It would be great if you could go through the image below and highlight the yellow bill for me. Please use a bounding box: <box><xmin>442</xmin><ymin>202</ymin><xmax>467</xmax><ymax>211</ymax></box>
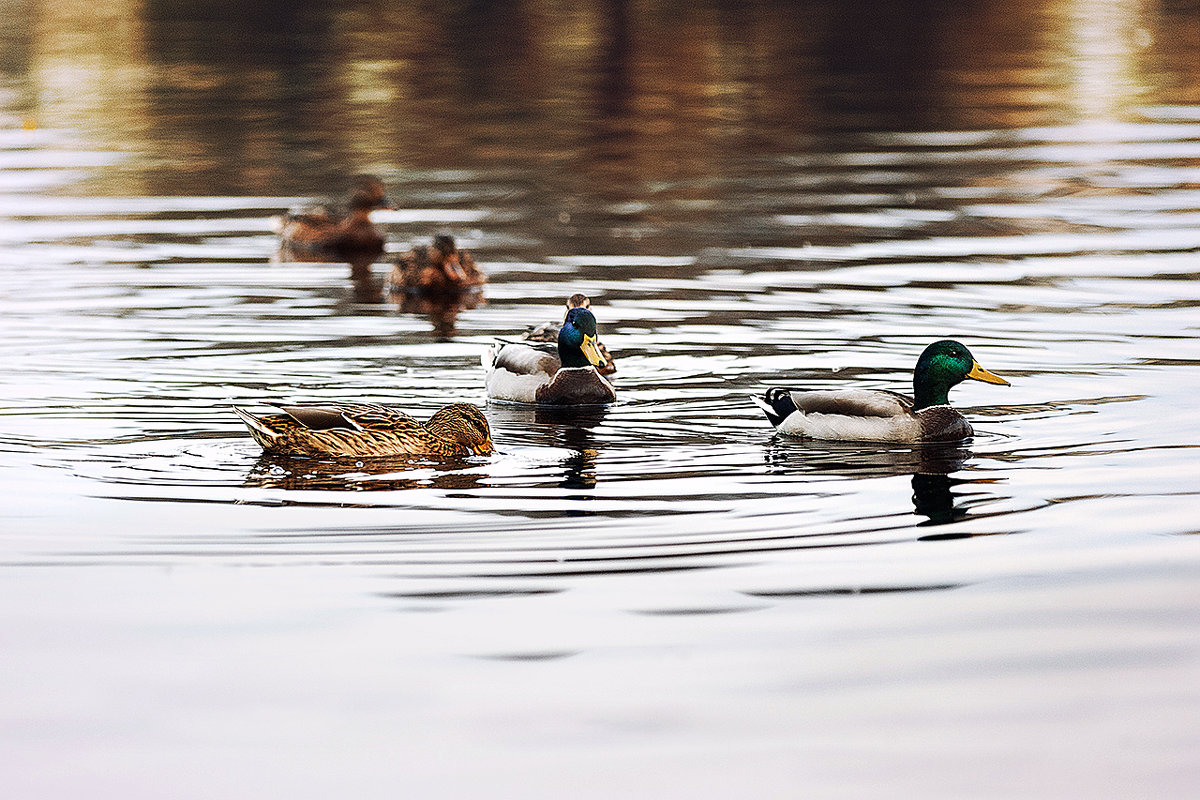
<box><xmin>580</xmin><ymin>335</ymin><xmax>607</xmax><ymax>369</ymax></box>
<box><xmin>967</xmin><ymin>360</ymin><xmax>1010</xmax><ymax>386</ymax></box>
<box><xmin>473</xmin><ymin>436</ymin><xmax>495</xmax><ymax>455</ymax></box>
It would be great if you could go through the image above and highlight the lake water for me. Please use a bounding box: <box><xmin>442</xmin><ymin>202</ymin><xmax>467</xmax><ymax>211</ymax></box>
<box><xmin>1</xmin><ymin>1</ymin><xmax>1199</xmax><ymax>797</ymax></box>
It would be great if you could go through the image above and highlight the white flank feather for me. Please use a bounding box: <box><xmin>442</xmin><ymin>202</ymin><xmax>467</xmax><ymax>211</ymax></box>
<box><xmin>777</xmin><ymin>411</ymin><xmax>921</xmax><ymax>442</ymax></box>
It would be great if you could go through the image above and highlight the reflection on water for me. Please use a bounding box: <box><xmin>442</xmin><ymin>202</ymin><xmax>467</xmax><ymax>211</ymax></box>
<box><xmin>764</xmin><ymin>438</ymin><xmax>987</xmax><ymax>525</ymax></box>
<box><xmin>392</xmin><ymin>288</ymin><xmax>486</xmax><ymax>339</ymax></box>
<box><xmin>245</xmin><ymin>453</ymin><xmax>491</xmax><ymax>492</ymax></box>
<box><xmin>2</xmin><ymin>0</ymin><xmax>1200</xmax><ymax>797</ymax></box>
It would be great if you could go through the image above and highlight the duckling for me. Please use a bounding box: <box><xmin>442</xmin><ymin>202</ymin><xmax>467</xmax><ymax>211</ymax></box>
<box><xmin>751</xmin><ymin>340</ymin><xmax>1009</xmax><ymax>443</ymax></box>
<box><xmin>522</xmin><ymin>293</ymin><xmax>616</xmax><ymax>375</ymax></box>
<box><xmin>234</xmin><ymin>402</ymin><xmax>493</xmax><ymax>459</ymax></box>
<box><xmin>388</xmin><ymin>234</ymin><xmax>487</xmax><ymax>294</ymax></box>
<box><xmin>484</xmin><ymin>306</ymin><xmax>616</xmax><ymax>405</ymax></box>
<box><xmin>275</xmin><ymin>174</ymin><xmax>390</xmax><ymax>263</ymax></box>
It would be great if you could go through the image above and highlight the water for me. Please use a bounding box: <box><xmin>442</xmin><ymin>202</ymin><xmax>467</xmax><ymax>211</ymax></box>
<box><xmin>2</xmin><ymin>1</ymin><xmax>1199</xmax><ymax>797</ymax></box>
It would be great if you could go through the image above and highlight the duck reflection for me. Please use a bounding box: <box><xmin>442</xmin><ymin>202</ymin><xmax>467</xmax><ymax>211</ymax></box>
<box><xmin>391</xmin><ymin>288</ymin><xmax>486</xmax><ymax>339</ymax></box>
<box><xmin>487</xmin><ymin>402</ymin><xmax>608</xmax><ymax>493</ymax></box>
<box><xmin>910</xmin><ymin>472</ymin><xmax>965</xmax><ymax>525</ymax></box>
<box><xmin>348</xmin><ymin>269</ymin><xmax>385</xmax><ymax>303</ymax></box>
<box><xmin>245</xmin><ymin>453</ymin><xmax>490</xmax><ymax>492</ymax></box>
<box><xmin>763</xmin><ymin>441</ymin><xmax>998</xmax><ymax>526</ymax></box>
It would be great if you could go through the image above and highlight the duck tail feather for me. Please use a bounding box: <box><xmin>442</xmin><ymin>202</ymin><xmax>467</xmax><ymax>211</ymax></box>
<box><xmin>750</xmin><ymin>388</ymin><xmax>800</xmax><ymax>428</ymax></box>
<box><xmin>233</xmin><ymin>406</ymin><xmax>279</xmax><ymax>446</ymax></box>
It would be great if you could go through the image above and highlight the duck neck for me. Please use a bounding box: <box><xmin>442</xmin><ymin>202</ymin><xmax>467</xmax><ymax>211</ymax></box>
<box><xmin>913</xmin><ymin>373</ymin><xmax>953</xmax><ymax>410</ymax></box>
<box><xmin>558</xmin><ymin>339</ymin><xmax>591</xmax><ymax>368</ymax></box>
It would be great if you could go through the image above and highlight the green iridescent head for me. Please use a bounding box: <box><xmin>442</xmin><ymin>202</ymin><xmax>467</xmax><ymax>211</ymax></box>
<box><xmin>913</xmin><ymin>339</ymin><xmax>1008</xmax><ymax>410</ymax></box>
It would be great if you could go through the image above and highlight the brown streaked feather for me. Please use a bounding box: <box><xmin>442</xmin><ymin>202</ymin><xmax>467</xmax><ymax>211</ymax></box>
<box><xmin>388</xmin><ymin>242</ymin><xmax>487</xmax><ymax>293</ymax></box>
<box><xmin>282</xmin><ymin>402</ymin><xmax>417</xmax><ymax>432</ymax></box>
<box><xmin>522</xmin><ymin>322</ymin><xmax>559</xmax><ymax>343</ymax></box>
<box><xmin>235</xmin><ymin>402</ymin><xmax>492</xmax><ymax>459</ymax></box>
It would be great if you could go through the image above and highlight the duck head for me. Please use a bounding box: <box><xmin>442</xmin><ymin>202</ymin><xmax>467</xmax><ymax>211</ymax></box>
<box><xmin>432</xmin><ymin>233</ymin><xmax>467</xmax><ymax>281</ymax></box>
<box><xmin>347</xmin><ymin>174</ymin><xmax>391</xmax><ymax>211</ymax></box>
<box><xmin>913</xmin><ymin>339</ymin><xmax>1008</xmax><ymax>410</ymax></box>
<box><xmin>427</xmin><ymin>403</ymin><xmax>494</xmax><ymax>455</ymax></box>
<box><xmin>558</xmin><ymin>307</ymin><xmax>607</xmax><ymax>369</ymax></box>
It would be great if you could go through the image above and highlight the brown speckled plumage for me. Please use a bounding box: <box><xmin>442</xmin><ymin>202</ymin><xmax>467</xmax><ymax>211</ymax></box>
<box><xmin>275</xmin><ymin>175</ymin><xmax>390</xmax><ymax>264</ymax></box>
<box><xmin>234</xmin><ymin>402</ymin><xmax>493</xmax><ymax>459</ymax></box>
<box><xmin>388</xmin><ymin>234</ymin><xmax>487</xmax><ymax>294</ymax></box>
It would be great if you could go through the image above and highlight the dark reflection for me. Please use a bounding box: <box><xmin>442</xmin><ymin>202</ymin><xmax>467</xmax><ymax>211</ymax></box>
<box><xmin>911</xmin><ymin>472</ymin><xmax>964</xmax><ymax>526</ymax></box>
<box><xmin>558</xmin><ymin>437</ymin><xmax>598</xmax><ymax>492</ymax></box>
<box><xmin>487</xmin><ymin>403</ymin><xmax>608</xmax><ymax>495</ymax></box>
<box><xmin>348</xmin><ymin>271</ymin><xmax>384</xmax><ymax>304</ymax></box>
<box><xmin>763</xmin><ymin>439</ymin><xmax>969</xmax><ymax>478</ymax></box>
<box><xmin>244</xmin><ymin>453</ymin><xmax>489</xmax><ymax>492</ymax></box>
<box><xmin>392</xmin><ymin>289</ymin><xmax>486</xmax><ymax>339</ymax></box>
<box><xmin>763</xmin><ymin>440</ymin><xmax>1002</xmax><ymax>527</ymax></box>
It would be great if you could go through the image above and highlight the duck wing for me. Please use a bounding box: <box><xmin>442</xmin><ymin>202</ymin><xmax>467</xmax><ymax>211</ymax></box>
<box><xmin>787</xmin><ymin>389</ymin><xmax>913</xmax><ymax>417</ymax></box>
<box><xmin>280</xmin><ymin>402</ymin><xmax>416</xmax><ymax>432</ymax></box>
<box><xmin>753</xmin><ymin>388</ymin><xmax>914</xmax><ymax>430</ymax></box>
<box><xmin>491</xmin><ymin>343</ymin><xmax>561</xmax><ymax>376</ymax></box>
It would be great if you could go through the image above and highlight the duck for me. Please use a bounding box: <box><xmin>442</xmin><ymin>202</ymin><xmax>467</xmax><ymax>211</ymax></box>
<box><xmin>275</xmin><ymin>174</ymin><xmax>391</xmax><ymax>263</ymax></box>
<box><xmin>388</xmin><ymin>234</ymin><xmax>487</xmax><ymax>294</ymax></box>
<box><xmin>750</xmin><ymin>339</ymin><xmax>1009</xmax><ymax>443</ymax></box>
<box><xmin>483</xmin><ymin>306</ymin><xmax>616</xmax><ymax>405</ymax></box>
<box><xmin>233</xmin><ymin>402</ymin><xmax>493</xmax><ymax>459</ymax></box>
<box><xmin>521</xmin><ymin>293</ymin><xmax>616</xmax><ymax>375</ymax></box>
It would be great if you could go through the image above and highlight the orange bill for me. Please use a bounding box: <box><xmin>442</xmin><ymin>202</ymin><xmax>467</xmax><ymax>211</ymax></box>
<box><xmin>967</xmin><ymin>360</ymin><xmax>1010</xmax><ymax>385</ymax></box>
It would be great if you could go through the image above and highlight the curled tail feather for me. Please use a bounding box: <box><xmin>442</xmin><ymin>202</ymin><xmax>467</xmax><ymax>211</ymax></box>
<box><xmin>750</xmin><ymin>388</ymin><xmax>800</xmax><ymax>429</ymax></box>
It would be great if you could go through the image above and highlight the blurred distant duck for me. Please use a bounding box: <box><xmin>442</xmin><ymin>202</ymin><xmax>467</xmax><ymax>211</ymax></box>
<box><xmin>521</xmin><ymin>294</ymin><xmax>615</xmax><ymax>375</ymax></box>
<box><xmin>484</xmin><ymin>306</ymin><xmax>615</xmax><ymax>405</ymax></box>
<box><xmin>388</xmin><ymin>234</ymin><xmax>487</xmax><ymax>294</ymax></box>
<box><xmin>234</xmin><ymin>402</ymin><xmax>493</xmax><ymax>459</ymax></box>
<box><xmin>751</xmin><ymin>340</ymin><xmax>1009</xmax><ymax>443</ymax></box>
<box><xmin>275</xmin><ymin>174</ymin><xmax>391</xmax><ymax>263</ymax></box>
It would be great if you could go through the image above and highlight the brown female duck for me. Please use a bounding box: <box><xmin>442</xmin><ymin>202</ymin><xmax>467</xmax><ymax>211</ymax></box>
<box><xmin>388</xmin><ymin>234</ymin><xmax>487</xmax><ymax>294</ymax></box>
<box><xmin>234</xmin><ymin>402</ymin><xmax>493</xmax><ymax>459</ymax></box>
<box><xmin>275</xmin><ymin>174</ymin><xmax>391</xmax><ymax>264</ymax></box>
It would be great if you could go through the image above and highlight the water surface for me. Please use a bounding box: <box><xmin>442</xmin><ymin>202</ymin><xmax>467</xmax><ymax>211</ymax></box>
<box><xmin>1</xmin><ymin>2</ymin><xmax>1199</xmax><ymax>797</ymax></box>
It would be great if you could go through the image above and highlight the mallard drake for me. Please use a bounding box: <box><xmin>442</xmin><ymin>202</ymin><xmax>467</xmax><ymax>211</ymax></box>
<box><xmin>483</xmin><ymin>306</ymin><xmax>616</xmax><ymax>405</ymax></box>
<box><xmin>275</xmin><ymin>174</ymin><xmax>390</xmax><ymax>263</ymax></box>
<box><xmin>388</xmin><ymin>234</ymin><xmax>487</xmax><ymax>294</ymax></box>
<box><xmin>521</xmin><ymin>293</ymin><xmax>616</xmax><ymax>375</ymax></box>
<box><xmin>233</xmin><ymin>402</ymin><xmax>493</xmax><ymax>458</ymax></box>
<box><xmin>751</xmin><ymin>340</ymin><xmax>1009</xmax><ymax>443</ymax></box>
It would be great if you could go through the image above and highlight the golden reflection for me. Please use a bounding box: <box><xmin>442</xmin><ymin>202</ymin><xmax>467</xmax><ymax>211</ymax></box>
<box><xmin>4</xmin><ymin>0</ymin><xmax>1195</xmax><ymax>201</ymax></box>
<box><xmin>1066</xmin><ymin>0</ymin><xmax>1149</xmax><ymax>120</ymax></box>
<box><xmin>245</xmin><ymin>453</ymin><xmax>489</xmax><ymax>492</ymax></box>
